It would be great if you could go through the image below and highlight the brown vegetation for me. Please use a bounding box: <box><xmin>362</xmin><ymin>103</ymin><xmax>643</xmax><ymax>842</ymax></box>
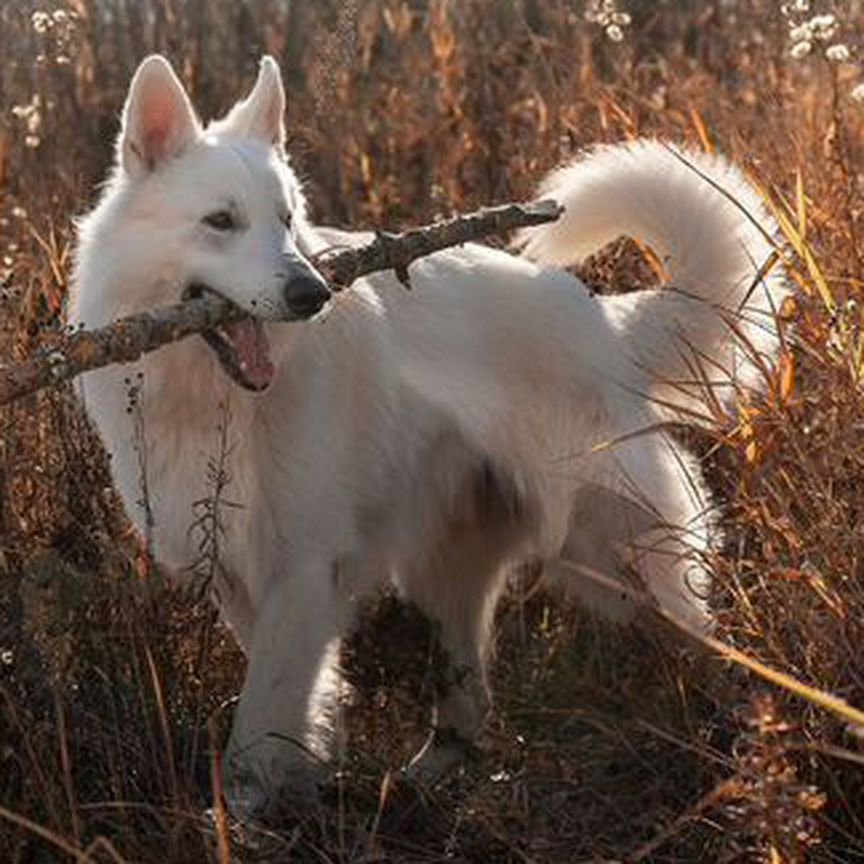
<box><xmin>1</xmin><ymin>1</ymin><xmax>864</xmax><ymax>861</ymax></box>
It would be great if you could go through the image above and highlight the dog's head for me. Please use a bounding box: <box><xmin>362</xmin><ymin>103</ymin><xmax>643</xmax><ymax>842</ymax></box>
<box><xmin>75</xmin><ymin>55</ymin><xmax>329</xmax><ymax>392</ymax></box>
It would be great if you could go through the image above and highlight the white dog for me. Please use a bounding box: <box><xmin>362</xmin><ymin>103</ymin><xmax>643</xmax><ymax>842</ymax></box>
<box><xmin>69</xmin><ymin>55</ymin><xmax>785</xmax><ymax>817</ymax></box>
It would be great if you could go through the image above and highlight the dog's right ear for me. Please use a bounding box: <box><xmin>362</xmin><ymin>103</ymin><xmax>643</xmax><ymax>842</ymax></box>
<box><xmin>119</xmin><ymin>55</ymin><xmax>200</xmax><ymax>178</ymax></box>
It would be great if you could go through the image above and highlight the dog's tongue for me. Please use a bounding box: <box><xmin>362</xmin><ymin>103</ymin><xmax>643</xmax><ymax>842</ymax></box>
<box><xmin>226</xmin><ymin>318</ymin><xmax>274</xmax><ymax>390</ymax></box>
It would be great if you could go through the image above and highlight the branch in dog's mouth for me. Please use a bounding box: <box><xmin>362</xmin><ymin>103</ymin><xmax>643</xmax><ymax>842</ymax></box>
<box><xmin>0</xmin><ymin>199</ymin><xmax>563</xmax><ymax>406</ymax></box>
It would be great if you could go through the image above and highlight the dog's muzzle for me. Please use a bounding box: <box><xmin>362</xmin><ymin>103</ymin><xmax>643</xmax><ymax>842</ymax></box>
<box><xmin>185</xmin><ymin>258</ymin><xmax>330</xmax><ymax>392</ymax></box>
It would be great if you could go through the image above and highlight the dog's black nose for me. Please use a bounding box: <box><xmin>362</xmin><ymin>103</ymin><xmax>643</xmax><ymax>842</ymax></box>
<box><xmin>283</xmin><ymin>263</ymin><xmax>331</xmax><ymax>319</ymax></box>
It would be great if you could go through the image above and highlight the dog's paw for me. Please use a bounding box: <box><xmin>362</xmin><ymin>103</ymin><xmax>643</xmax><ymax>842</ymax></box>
<box><xmin>402</xmin><ymin>726</ymin><xmax>481</xmax><ymax>785</ymax></box>
<box><xmin>223</xmin><ymin>751</ymin><xmax>324</xmax><ymax>824</ymax></box>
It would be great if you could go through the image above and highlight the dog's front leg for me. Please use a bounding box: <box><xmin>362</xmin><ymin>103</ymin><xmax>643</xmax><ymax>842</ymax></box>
<box><xmin>223</xmin><ymin>556</ymin><xmax>357</xmax><ymax>819</ymax></box>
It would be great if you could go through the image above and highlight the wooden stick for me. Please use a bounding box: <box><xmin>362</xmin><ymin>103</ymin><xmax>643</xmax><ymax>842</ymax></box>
<box><xmin>319</xmin><ymin>198</ymin><xmax>563</xmax><ymax>289</ymax></box>
<box><xmin>0</xmin><ymin>199</ymin><xmax>562</xmax><ymax>406</ymax></box>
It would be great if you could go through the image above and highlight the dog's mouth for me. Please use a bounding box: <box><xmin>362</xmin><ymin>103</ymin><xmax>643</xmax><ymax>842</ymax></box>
<box><xmin>185</xmin><ymin>284</ymin><xmax>275</xmax><ymax>392</ymax></box>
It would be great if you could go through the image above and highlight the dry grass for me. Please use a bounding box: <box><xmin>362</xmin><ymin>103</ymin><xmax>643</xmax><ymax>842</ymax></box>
<box><xmin>2</xmin><ymin>1</ymin><xmax>864</xmax><ymax>861</ymax></box>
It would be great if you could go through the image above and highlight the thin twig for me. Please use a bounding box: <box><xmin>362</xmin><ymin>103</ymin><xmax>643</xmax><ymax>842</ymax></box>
<box><xmin>0</xmin><ymin>199</ymin><xmax>562</xmax><ymax>406</ymax></box>
<box><xmin>0</xmin><ymin>801</ymin><xmax>122</xmax><ymax>864</ymax></box>
<box><xmin>556</xmin><ymin>559</ymin><xmax>864</xmax><ymax>731</ymax></box>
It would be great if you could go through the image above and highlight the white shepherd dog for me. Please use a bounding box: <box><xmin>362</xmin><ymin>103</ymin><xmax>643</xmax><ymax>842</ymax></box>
<box><xmin>70</xmin><ymin>55</ymin><xmax>786</xmax><ymax>817</ymax></box>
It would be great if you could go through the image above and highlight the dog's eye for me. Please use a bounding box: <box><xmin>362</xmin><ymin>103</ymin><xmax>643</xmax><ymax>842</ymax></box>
<box><xmin>203</xmin><ymin>210</ymin><xmax>236</xmax><ymax>231</ymax></box>
<box><xmin>281</xmin><ymin>211</ymin><xmax>293</xmax><ymax>230</ymax></box>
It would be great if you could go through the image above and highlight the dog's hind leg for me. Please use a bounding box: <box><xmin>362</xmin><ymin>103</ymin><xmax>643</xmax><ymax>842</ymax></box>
<box><xmin>400</xmin><ymin>530</ymin><xmax>509</xmax><ymax>778</ymax></box>
<box><xmin>398</xmin><ymin>461</ymin><xmax>530</xmax><ymax>779</ymax></box>
<box><xmin>551</xmin><ymin>483</ymin><xmax>661</xmax><ymax>622</ymax></box>
<box><xmin>580</xmin><ymin>431</ymin><xmax>714</xmax><ymax>631</ymax></box>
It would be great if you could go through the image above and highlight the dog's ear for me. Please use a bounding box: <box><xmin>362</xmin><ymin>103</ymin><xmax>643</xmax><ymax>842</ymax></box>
<box><xmin>120</xmin><ymin>55</ymin><xmax>200</xmax><ymax>177</ymax></box>
<box><xmin>222</xmin><ymin>56</ymin><xmax>286</xmax><ymax>147</ymax></box>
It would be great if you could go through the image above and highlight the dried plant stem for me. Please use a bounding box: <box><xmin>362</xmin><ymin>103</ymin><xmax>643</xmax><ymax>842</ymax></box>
<box><xmin>557</xmin><ymin>560</ymin><xmax>864</xmax><ymax>732</ymax></box>
<box><xmin>0</xmin><ymin>199</ymin><xmax>562</xmax><ymax>407</ymax></box>
<box><xmin>828</xmin><ymin>64</ymin><xmax>861</xmax><ymax>281</ymax></box>
<box><xmin>0</xmin><ymin>802</ymin><xmax>101</xmax><ymax>864</ymax></box>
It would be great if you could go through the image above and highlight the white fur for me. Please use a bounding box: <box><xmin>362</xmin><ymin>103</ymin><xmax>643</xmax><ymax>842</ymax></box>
<box><xmin>69</xmin><ymin>57</ymin><xmax>786</xmax><ymax>817</ymax></box>
<box><xmin>517</xmin><ymin>140</ymin><xmax>785</xmax><ymax>412</ymax></box>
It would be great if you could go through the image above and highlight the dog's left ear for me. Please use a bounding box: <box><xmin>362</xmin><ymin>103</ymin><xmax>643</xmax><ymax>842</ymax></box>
<box><xmin>223</xmin><ymin>56</ymin><xmax>286</xmax><ymax>147</ymax></box>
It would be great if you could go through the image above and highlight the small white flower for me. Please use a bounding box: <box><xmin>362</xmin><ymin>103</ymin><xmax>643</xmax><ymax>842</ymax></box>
<box><xmin>586</xmin><ymin>0</ymin><xmax>630</xmax><ymax>34</ymax></box>
<box><xmin>789</xmin><ymin>23</ymin><xmax>813</xmax><ymax>42</ymax></box>
<box><xmin>810</xmin><ymin>13</ymin><xmax>838</xmax><ymax>40</ymax></box>
<box><xmin>782</xmin><ymin>0</ymin><xmax>811</xmax><ymax>12</ymax></box>
<box><xmin>850</xmin><ymin>82</ymin><xmax>864</xmax><ymax>104</ymax></box>
<box><xmin>10</xmin><ymin>93</ymin><xmax>40</xmax><ymax>120</ymax></box>
<box><xmin>826</xmin><ymin>43</ymin><xmax>851</xmax><ymax>62</ymax></box>
<box><xmin>31</xmin><ymin>11</ymin><xmax>51</xmax><ymax>33</ymax></box>
<box><xmin>810</xmin><ymin>13</ymin><xmax>837</xmax><ymax>28</ymax></box>
<box><xmin>791</xmin><ymin>40</ymin><xmax>812</xmax><ymax>59</ymax></box>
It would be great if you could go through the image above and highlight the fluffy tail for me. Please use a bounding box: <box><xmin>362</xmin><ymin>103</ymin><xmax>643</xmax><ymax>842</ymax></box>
<box><xmin>517</xmin><ymin>140</ymin><xmax>787</xmax><ymax>415</ymax></box>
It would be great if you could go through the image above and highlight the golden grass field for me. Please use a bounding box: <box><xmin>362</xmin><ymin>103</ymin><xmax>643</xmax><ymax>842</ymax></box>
<box><xmin>2</xmin><ymin>1</ymin><xmax>864</xmax><ymax>861</ymax></box>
